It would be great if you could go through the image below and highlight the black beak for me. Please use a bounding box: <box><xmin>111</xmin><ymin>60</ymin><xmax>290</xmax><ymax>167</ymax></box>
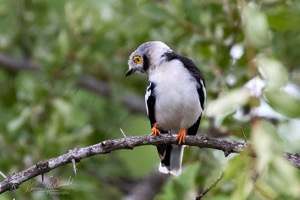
<box><xmin>125</xmin><ymin>68</ymin><xmax>137</xmax><ymax>76</ymax></box>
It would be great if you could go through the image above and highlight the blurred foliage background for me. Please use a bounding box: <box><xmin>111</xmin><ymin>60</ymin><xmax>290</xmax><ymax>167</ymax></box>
<box><xmin>0</xmin><ymin>0</ymin><xmax>300</xmax><ymax>199</ymax></box>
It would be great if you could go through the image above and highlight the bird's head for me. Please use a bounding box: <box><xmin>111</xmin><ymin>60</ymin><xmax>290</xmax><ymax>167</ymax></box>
<box><xmin>126</xmin><ymin>41</ymin><xmax>171</xmax><ymax>76</ymax></box>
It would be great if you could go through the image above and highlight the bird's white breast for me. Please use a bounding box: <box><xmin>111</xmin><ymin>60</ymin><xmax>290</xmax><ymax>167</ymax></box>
<box><xmin>149</xmin><ymin>59</ymin><xmax>202</xmax><ymax>132</ymax></box>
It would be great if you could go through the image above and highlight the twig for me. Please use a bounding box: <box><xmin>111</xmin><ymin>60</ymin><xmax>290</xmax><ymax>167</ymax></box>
<box><xmin>195</xmin><ymin>173</ymin><xmax>224</xmax><ymax>200</ymax></box>
<box><xmin>120</xmin><ymin>128</ymin><xmax>127</xmax><ymax>138</ymax></box>
<box><xmin>11</xmin><ymin>191</ymin><xmax>16</xmax><ymax>200</ymax></box>
<box><xmin>71</xmin><ymin>159</ymin><xmax>77</xmax><ymax>175</ymax></box>
<box><xmin>240</xmin><ymin>128</ymin><xmax>248</xmax><ymax>143</ymax></box>
<box><xmin>0</xmin><ymin>171</ymin><xmax>7</xmax><ymax>179</ymax></box>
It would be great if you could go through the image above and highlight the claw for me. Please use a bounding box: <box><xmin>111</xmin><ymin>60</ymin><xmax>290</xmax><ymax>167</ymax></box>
<box><xmin>176</xmin><ymin>129</ymin><xmax>186</xmax><ymax>145</ymax></box>
<box><xmin>151</xmin><ymin>123</ymin><xmax>161</xmax><ymax>137</ymax></box>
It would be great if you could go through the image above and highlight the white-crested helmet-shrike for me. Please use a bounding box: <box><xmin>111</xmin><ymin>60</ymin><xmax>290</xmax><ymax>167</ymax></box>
<box><xmin>126</xmin><ymin>41</ymin><xmax>206</xmax><ymax>176</ymax></box>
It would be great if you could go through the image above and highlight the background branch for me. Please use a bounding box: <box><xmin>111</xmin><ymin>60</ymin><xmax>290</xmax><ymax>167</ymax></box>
<box><xmin>77</xmin><ymin>75</ymin><xmax>146</xmax><ymax>115</ymax></box>
<box><xmin>0</xmin><ymin>134</ymin><xmax>299</xmax><ymax>194</ymax></box>
<box><xmin>0</xmin><ymin>53</ymin><xmax>37</xmax><ymax>72</ymax></box>
<box><xmin>0</xmin><ymin>53</ymin><xmax>230</xmax><ymax>137</ymax></box>
<box><xmin>0</xmin><ymin>54</ymin><xmax>147</xmax><ymax>115</ymax></box>
<box><xmin>123</xmin><ymin>171</ymin><xmax>170</xmax><ymax>200</ymax></box>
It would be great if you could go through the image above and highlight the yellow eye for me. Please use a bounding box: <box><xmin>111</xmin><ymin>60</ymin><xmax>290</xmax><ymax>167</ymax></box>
<box><xmin>133</xmin><ymin>55</ymin><xmax>142</xmax><ymax>64</ymax></box>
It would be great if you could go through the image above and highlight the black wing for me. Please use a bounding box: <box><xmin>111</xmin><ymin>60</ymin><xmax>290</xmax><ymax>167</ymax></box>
<box><xmin>145</xmin><ymin>81</ymin><xmax>156</xmax><ymax>127</ymax></box>
<box><xmin>164</xmin><ymin>51</ymin><xmax>206</xmax><ymax>136</ymax></box>
<box><xmin>146</xmin><ymin>81</ymin><xmax>169</xmax><ymax>160</ymax></box>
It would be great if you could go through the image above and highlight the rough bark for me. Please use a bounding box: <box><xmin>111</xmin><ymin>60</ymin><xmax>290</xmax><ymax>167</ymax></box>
<box><xmin>1</xmin><ymin>134</ymin><xmax>299</xmax><ymax>194</ymax></box>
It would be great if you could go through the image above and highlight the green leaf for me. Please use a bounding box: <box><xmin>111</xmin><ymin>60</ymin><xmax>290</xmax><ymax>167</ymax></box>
<box><xmin>264</xmin><ymin>89</ymin><xmax>300</xmax><ymax>118</ymax></box>
<box><xmin>56</xmin><ymin>30</ymin><xmax>70</xmax><ymax>57</ymax></box>
<box><xmin>257</xmin><ymin>55</ymin><xmax>299</xmax><ymax>118</ymax></box>
<box><xmin>242</xmin><ymin>6</ymin><xmax>269</xmax><ymax>48</ymax></box>
<box><xmin>222</xmin><ymin>152</ymin><xmax>251</xmax><ymax>181</ymax></box>
<box><xmin>222</xmin><ymin>152</ymin><xmax>253</xmax><ymax>199</ymax></box>
<box><xmin>252</xmin><ymin>120</ymin><xmax>281</xmax><ymax>173</ymax></box>
<box><xmin>252</xmin><ymin>120</ymin><xmax>300</xmax><ymax>197</ymax></box>
<box><xmin>255</xmin><ymin>178</ymin><xmax>278</xmax><ymax>199</ymax></box>
<box><xmin>206</xmin><ymin>88</ymin><xmax>250</xmax><ymax>117</ymax></box>
<box><xmin>271</xmin><ymin>157</ymin><xmax>300</xmax><ymax>197</ymax></box>
<box><xmin>267</xmin><ymin>8</ymin><xmax>300</xmax><ymax>31</ymax></box>
<box><xmin>7</xmin><ymin>107</ymin><xmax>32</xmax><ymax>132</ymax></box>
<box><xmin>257</xmin><ymin>55</ymin><xmax>288</xmax><ymax>89</ymax></box>
<box><xmin>231</xmin><ymin>169</ymin><xmax>253</xmax><ymax>200</ymax></box>
<box><xmin>52</xmin><ymin>98</ymin><xmax>72</xmax><ymax>125</ymax></box>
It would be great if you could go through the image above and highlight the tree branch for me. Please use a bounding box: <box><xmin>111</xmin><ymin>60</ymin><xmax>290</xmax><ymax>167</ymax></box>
<box><xmin>284</xmin><ymin>152</ymin><xmax>300</xmax><ymax>169</ymax></box>
<box><xmin>1</xmin><ymin>134</ymin><xmax>299</xmax><ymax>194</ymax></box>
<box><xmin>0</xmin><ymin>54</ymin><xmax>37</xmax><ymax>72</ymax></box>
<box><xmin>0</xmin><ymin>134</ymin><xmax>245</xmax><ymax>194</ymax></box>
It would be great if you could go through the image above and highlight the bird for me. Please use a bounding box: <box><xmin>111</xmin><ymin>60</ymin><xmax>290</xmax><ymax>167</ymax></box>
<box><xmin>126</xmin><ymin>41</ymin><xmax>206</xmax><ymax>176</ymax></box>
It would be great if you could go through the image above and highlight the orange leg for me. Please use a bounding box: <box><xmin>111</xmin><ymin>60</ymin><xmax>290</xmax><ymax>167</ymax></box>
<box><xmin>151</xmin><ymin>123</ymin><xmax>161</xmax><ymax>137</ymax></box>
<box><xmin>176</xmin><ymin>129</ymin><xmax>186</xmax><ymax>145</ymax></box>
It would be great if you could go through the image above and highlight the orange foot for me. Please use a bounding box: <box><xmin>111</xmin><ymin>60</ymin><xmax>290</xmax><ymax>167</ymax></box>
<box><xmin>152</xmin><ymin>123</ymin><xmax>161</xmax><ymax>137</ymax></box>
<box><xmin>176</xmin><ymin>129</ymin><xmax>186</xmax><ymax>145</ymax></box>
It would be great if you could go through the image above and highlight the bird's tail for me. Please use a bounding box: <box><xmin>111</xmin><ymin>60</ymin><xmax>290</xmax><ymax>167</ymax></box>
<box><xmin>157</xmin><ymin>144</ymin><xmax>184</xmax><ymax>176</ymax></box>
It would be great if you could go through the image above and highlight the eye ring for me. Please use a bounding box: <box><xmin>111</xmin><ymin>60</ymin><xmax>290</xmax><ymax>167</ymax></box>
<box><xmin>133</xmin><ymin>55</ymin><xmax>142</xmax><ymax>64</ymax></box>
